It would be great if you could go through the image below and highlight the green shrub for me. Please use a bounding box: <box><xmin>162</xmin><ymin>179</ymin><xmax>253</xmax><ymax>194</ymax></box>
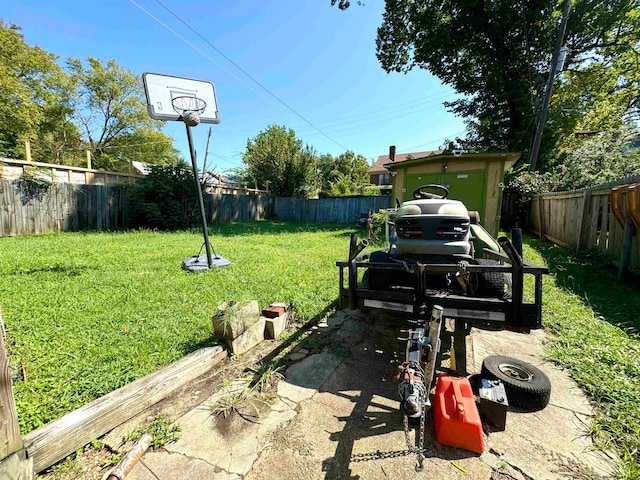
<box><xmin>129</xmin><ymin>165</ymin><xmax>199</xmax><ymax>230</ymax></box>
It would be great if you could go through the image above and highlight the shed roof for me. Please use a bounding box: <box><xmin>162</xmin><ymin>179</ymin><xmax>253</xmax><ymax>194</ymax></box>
<box><xmin>369</xmin><ymin>150</ymin><xmax>521</xmax><ymax>174</ymax></box>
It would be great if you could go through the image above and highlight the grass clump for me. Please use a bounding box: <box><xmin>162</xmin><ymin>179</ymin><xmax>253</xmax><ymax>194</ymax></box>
<box><xmin>524</xmin><ymin>238</ymin><xmax>640</xmax><ymax>479</ymax></box>
<box><xmin>123</xmin><ymin>414</ymin><xmax>181</xmax><ymax>449</ymax></box>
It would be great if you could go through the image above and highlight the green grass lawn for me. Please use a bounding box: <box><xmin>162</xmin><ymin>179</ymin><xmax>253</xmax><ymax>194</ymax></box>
<box><xmin>523</xmin><ymin>238</ymin><xmax>640</xmax><ymax>479</ymax></box>
<box><xmin>0</xmin><ymin>222</ymin><xmax>353</xmax><ymax>433</ymax></box>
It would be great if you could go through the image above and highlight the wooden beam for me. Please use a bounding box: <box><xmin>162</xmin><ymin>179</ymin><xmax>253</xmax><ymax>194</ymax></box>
<box><xmin>0</xmin><ymin>329</ymin><xmax>23</xmax><ymax>460</ymax></box>
<box><xmin>24</xmin><ymin>141</ymin><xmax>32</xmax><ymax>163</ymax></box>
<box><xmin>23</xmin><ymin>346</ymin><xmax>227</xmax><ymax>473</ymax></box>
<box><xmin>544</xmin><ymin>234</ymin><xmax>572</xmax><ymax>249</ymax></box>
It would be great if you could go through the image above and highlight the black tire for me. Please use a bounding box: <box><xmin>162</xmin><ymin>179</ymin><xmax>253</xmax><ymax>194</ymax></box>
<box><xmin>365</xmin><ymin>250</ymin><xmax>414</xmax><ymax>290</ymax></box>
<box><xmin>481</xmin><ymin>355</ymin><xmax>551</xmax><ymax>411</ymax></box>
<box><xmin>471</xmin><ymin>258</ymin><xmax>510</xmax><ymax>299</ymax></box>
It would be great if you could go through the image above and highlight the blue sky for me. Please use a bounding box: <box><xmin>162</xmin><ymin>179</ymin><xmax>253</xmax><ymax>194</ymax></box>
<box><xmin>3</xmin><ymin>0</ymin><xmax>466</xmax><ymax>172</ymax></box>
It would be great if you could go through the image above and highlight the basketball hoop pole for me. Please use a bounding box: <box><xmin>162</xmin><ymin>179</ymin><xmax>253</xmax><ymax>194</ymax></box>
<box><xmin>185</xmin><ymin>123</ymin><xmax>213</xmax><ymax>268</ymax></box>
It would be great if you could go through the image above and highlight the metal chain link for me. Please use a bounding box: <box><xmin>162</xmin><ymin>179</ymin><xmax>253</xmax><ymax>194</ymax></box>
<box><xmin>401</xmin><ymin>358</ymin><xmax>436</xmax><ymax>470</ymax></box>
<box><xmin>351</xmin><ymin>449</ymin><xmax>415</xmax><ymax>462</ymax></box>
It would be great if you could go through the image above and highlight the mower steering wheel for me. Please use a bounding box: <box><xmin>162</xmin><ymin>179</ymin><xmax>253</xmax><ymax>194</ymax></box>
<box><xmin>412</xmin><ymin>184</ymin><xmax>449</xmax><ymax>200</ymax></box>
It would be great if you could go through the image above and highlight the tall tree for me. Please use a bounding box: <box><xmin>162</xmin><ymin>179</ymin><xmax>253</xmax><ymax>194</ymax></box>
<box><xmin>67</xmin><ymin>57</ymin><xmax>180</xmax><ymax>171</ymax></box>
<box><xmin>242</xmin><ymin>125</ymin><xmax>318</xmax><ymax>197</ymax></box>
<box><xmin>336</xmin><ymin>0</ymin><xmax>640</xmax><ymax>169</ymax></box>
<box><xmin>0</xmin><ymin>21</ymin><xmax>72</xmax><ymax>158</ymax></box>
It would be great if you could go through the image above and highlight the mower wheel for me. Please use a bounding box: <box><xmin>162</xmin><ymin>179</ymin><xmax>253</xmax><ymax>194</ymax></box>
<box><xmin>471</xmin><ymin>258</ymin><xmax>511</xmax><ymax>299</ymax></box>
<box><xmin>481</xmin><ymin>355</ymin><xmax>551</xmax><ymax>411</ymax></box>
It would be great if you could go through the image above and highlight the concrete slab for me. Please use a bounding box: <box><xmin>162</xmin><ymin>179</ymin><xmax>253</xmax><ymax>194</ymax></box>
<box><xmin>142</xmin><ymin>451</ymin><xmax>238</xmax><ymax>479</ymax></box>
<box><xmin>125</xmin><ymin>459</ymin><xmax>159</xmax><ymax>480</ymax></box>
<box><xmin>164</xmin><ymin>404</ymin><xmax>259</xmax><ymax>476</ymax></box>
<box><xmin>284</xmin><ymin>353</ymin><xmax>343</xmax><ymax>389</ymax></box>
<box><xmin>470</xmin><ymin>328</ymin><xmax>593</xmax><ymax>416</ymax></box>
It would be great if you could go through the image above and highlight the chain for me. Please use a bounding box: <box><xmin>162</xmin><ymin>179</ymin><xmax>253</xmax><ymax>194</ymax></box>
<box><xmin>398</xmin><ymin>358</ymin><xmax>436</xmax><ymax>471</ymax></box>
<box><xmin>350</xmin><ymin>449</ymin><xmax>414</xmax><ymax>462</ymax></box>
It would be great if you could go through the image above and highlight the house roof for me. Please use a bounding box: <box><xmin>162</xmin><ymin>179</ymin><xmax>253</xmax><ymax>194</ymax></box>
<box><xmin>368</xmin><ymin>150</ymin><xmax>442</xmax><ymax>174</ymax></box>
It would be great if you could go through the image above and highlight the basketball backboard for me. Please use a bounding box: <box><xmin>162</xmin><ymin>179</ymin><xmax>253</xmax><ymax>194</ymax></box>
<box><xmin>142</xmin><ymin>72</ymin><xmax>220</xmax><ymax>124</ymax></box>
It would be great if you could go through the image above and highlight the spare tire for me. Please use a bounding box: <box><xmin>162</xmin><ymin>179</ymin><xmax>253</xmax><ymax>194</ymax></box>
<box><xmin>481</xmin><ymin>355</ymin><xmax>551</xmax><ymax>411</ymax></box>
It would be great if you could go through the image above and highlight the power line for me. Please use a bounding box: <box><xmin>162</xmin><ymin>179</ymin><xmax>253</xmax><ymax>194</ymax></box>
<box><xmin>129</xmin><ymin>0</ymin><xmax>289</xmax><ymax>117</ymax></box>
<box><xmin>294</xmin><ymin>96</ymin><xmax>459</xmax><ymax>136</ymax></box>
<box><xmin>132</xmin><ymin>0</ymin><xmax>352</xmax><ymax>152</ymax></box>
<box><xmin>290</xmin><ymin>93</ymin><xmax>457</xmax><ymax>134</ymax></box>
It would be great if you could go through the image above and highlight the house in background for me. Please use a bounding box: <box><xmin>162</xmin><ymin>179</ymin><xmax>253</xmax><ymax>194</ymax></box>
<box><xmin>368</xmin><ymin>150</ymin><xmax>439</xmax><ymax>194</ymax></box>
<box><xmin>370</xmin><ymin>147</ymin><xmax>519</xmax><ymax>236</ymax></box>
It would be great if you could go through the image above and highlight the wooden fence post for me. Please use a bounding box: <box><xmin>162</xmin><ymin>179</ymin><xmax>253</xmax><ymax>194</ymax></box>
<box><xmin>24</xmin><ymin>142</ymin><xmax>32</xmax><ymax>163</ymax></box>
<box><xmin>0</xmin><ymin>325</ymin><xmax>33</xmax><ymax>479</ymax></box>
<box><xmin>576</xmin><ymin>190</ymin><xmax>591</xmax><ymax>252</ymax></box>
<box><xmin>537</xmin><ymin>196</ymin><xmax>546</xmax><ymax>241</ymax></box>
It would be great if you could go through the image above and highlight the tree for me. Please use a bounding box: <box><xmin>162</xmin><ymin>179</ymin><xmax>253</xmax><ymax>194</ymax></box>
<box><xmin>336</xmin><ymin>0</ymin><xmax>640</xmax><ymax>168</ymax></box>
<box><xmin>242</xmin><ymin>125</ymin><xmax>318</xmax><ymax>197</ymax></box>
<box><xmin>67</xmin><ymin>57</ymin><xmax>181</xmax><ymax>171</ymax></box>
<box><xmin>317</xmin><ymin>150</ymin><xmax>371</xmax><ymax>196</ymax></box>
<box><xmin>129</xmin><ymin>164</ymin><xmax>199</xmax><ymax>230</ymax></box>
<box><xmin>0</xmin><ymin>21</ymin><xmax>72</xmax><ymax>158</ymax></box>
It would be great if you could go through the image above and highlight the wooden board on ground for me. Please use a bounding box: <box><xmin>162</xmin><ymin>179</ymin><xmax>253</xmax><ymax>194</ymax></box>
<box><xmin>23</xmin><ymin>346</ymin><xmax>227</xmax><ymax>473</ymax></box>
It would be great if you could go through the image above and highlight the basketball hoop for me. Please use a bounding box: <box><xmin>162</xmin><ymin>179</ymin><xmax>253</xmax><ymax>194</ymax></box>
<box><xmin>171</xmin><ymin>96</ymin><xmax>207</xmax><ymax>127</ymax></box>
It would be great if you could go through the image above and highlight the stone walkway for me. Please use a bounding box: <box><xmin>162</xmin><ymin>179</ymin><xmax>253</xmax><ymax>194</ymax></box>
<box><xmin>125</xmin><ymin>310</ymin><xmax>617</xmax><ymax>480</ymax></box>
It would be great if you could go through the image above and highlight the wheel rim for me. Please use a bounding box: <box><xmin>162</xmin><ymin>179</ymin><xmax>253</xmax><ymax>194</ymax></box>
<box><xmin>498</xmin><ymin>362</ymin><xmax>533</xmax><ymax>382</ymax></box>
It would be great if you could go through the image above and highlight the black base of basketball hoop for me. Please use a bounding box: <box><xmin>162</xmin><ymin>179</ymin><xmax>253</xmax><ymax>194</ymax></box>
<box><xmin>182</xmin><ymin>254</ymin><xmax>231</xmax><ymax>272</ymax></box>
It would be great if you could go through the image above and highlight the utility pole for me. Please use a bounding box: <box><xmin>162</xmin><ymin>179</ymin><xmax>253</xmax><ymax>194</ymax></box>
<box><xmin>528</xmin><ymin>0</ymin><xmax>571</xmax><ymax>172</ymax></box>
<box><xmin>202</xmin><ymin>127</ymin><xmax>212</xmax><ymax>175</ymax></box>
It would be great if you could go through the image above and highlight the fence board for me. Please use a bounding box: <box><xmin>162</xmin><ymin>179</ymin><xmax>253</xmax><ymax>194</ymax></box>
<box><xmin>531</xmin><ymin>177</ymin><xmax>640</xmax><ymax>274</ymax></box>
<box><xmin>273</xmin><ymin>196</ymin><xmax>391</xmax><ymax>224</ymax></box>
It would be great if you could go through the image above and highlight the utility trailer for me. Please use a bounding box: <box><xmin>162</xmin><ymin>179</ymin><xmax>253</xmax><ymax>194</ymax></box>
<box><xmin>335</xmin><ymin>186</ymin><xmax>548</xmax><ymax>470</ymax></box>
<box><xmin>337</xmin><ymin>234</ymin><xmax>548</xmax><ymax>330</ymax></box>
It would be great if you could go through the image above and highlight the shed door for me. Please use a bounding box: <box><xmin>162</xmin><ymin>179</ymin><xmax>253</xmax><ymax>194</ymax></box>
<box><xmin>441</xmin><ymin>172</ymin><xmax>486</xmax><ymax>217</ymax></box>
<box><xmin>404</xmin><ymin>171</ymin><xmax>486</xmax><ymax>219</ymax></box>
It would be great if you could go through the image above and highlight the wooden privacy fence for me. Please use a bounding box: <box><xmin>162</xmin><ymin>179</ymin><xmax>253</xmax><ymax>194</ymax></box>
<box><xmin>530</xmin><ymin>175</ymin><xmax>640</xmax><ymax>275</ymax></box>
<box><xmin>2</xmin><ymin>176</ymin><xmax>395</xmax><ymax>237</ymax></box>
<box><xmin>205</xmin><ymin>192</ymin><xmax>272</xmax><ymax>223</ymax></box>
<box><xmin>274</xmin><ymin>196</ymin><xmax>392</xmax><ymax>223</ymax></box>
<box><xmin>1</xmin><ymin>179</ymin><xmax>130</xmax><ymax>237</ymax></box>
<box><xmin>0</xmin><ymin>178</ymin><xmax>274</xmax><ymax>237</ymax></box>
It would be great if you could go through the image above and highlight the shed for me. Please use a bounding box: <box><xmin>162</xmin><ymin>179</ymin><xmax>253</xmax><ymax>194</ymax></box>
<box><xmin>385</xmin><ymin>151</ymin><xmax>520</xmax><ymax>236</ymax></box>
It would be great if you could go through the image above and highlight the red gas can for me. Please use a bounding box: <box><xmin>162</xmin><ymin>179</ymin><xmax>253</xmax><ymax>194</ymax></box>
<box><xmin>433</xmin><ymin>375</ymin><xmax>485</xmax><ymax>454</ymax></box>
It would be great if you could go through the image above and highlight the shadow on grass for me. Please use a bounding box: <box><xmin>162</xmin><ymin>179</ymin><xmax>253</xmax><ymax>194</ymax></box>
<box><xmin>11</xmin><ymin>264</ymin><xmax>90</xmax><ymax>277</ymax></box>
<box><xmin>175</xmin><ymin>299</ymin><xmax>338</xmax><ymax>361</ymax></box>
<box><xmin>201</xmin><ymin>221</ymin><xmax>354</xmax><ymax>238</ymax></box>
<box><xmin>527</xmin><ymin>237</ymin><xmax>640</xmax><ymax>333</ymax></box>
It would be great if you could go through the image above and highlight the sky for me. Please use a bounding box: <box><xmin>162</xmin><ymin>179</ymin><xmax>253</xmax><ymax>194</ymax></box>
<box><xmin>2</xmin><ymin>0</ymin><xmax>467</xmax><ymax>172</ymax></box>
